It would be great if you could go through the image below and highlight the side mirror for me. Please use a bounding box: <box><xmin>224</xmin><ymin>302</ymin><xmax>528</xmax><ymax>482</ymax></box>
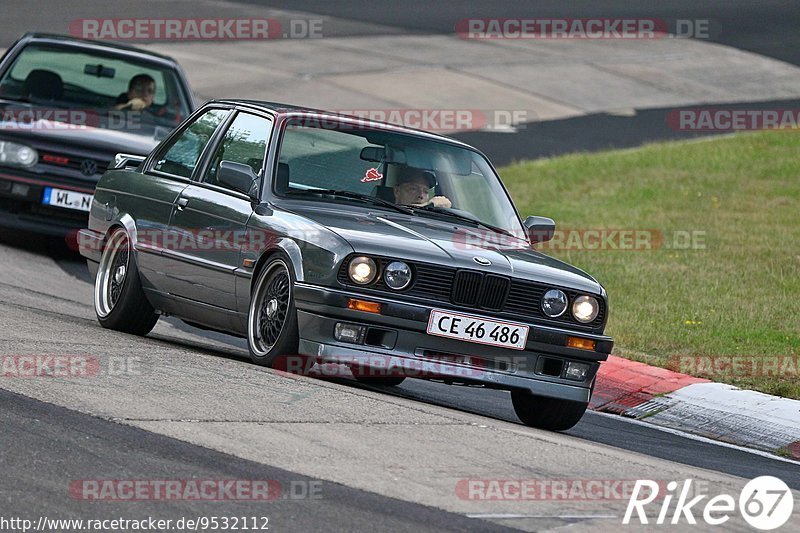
<box><xmin>523</xmin><ymin>216</ymin><xmax>555</xmax><ymax>244</ymax></box>
<box><xmin>218</xmin><ymin>160</ymin><xmax>259</xmax><ymax>199</ymax></box>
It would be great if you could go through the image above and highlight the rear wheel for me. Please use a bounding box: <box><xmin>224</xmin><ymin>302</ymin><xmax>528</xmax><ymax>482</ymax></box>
<box><xmin>511</xmin><ymin>390</ymin><xmax>588</xmax><ymax>431</ymax></box>
<box><xmin>94</xmin><ymin>227</ymin><xmax>159</xmax><ymax>335</ymax></box>
<box><xmin>247</xmin><ymin>256</ymin><xmax>302</xmax><ymax>370</ymax></box>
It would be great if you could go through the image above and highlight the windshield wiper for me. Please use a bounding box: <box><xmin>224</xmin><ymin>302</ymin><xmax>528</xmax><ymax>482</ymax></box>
<box><xmin>284</xmin><ymin>189</ymin><xmax>416</xmax><ymax>215</ymax></box>
<box><xmin>410</xmin><ymin>205</ymin><xmax>522</xmax><ymax>240</ymax></box>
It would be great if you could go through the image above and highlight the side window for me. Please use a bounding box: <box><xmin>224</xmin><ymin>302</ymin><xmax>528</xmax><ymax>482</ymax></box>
<box><xmin>203</xmin><ymin>112</ymin><xmax>273</xmax><ymax>188</ymax></box>
<box><xmin>153</xmin><ymin>109</ymin><xmax>228</xmax><ymax>177</ymax></box>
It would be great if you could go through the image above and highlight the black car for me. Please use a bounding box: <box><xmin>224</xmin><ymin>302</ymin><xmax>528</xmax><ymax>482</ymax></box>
<box><xmin>0</xmin><ymin>33</ymin><xmax>194</xmax><ymax>235</ymax></box>
<box><xmin>79</xmin><ymin>100</ymin><xmax>613</xmax><ymax>430</ymax></box>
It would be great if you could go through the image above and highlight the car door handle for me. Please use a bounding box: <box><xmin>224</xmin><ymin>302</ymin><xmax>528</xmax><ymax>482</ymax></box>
<box><xmin>176</xmin><ymin>197</ymin><xmax>189</xmax><ymax>211</ymax></box>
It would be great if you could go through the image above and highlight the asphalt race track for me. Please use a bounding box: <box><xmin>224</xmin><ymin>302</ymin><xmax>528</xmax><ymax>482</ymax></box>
<box><xmin>2</xmin><ymin>1</ymin><xmax>800</xmax><ymax>531</ymax></box>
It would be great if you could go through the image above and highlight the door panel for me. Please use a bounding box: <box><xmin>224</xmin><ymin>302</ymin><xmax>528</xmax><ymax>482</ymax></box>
<box><xmin>162</xmin><ymin>111</ymin><xmax>274</xmax><ymax>313</ymax></box>
<box><xmin>163</xmin><ymin>184</ymin><xmax>251</xmax><ymax>310</ymax></box>
<box><xmin>136</xmin><ymin>108</ymin><xmax>230</xmax><ymax>297</ymax></box>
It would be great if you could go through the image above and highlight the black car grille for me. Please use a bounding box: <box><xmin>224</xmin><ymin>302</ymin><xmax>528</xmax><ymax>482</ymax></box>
<box><xmin>451</xmin><ymin>271</ymin><xmax>509</xmax><ymax>311</ymax></box>
<box><xmin>41</xmin><ymin>150</ymin><xmax>109</xmax><ymax>176</ymax></box>
<box><xmin>337</xmin><ymin>255</ymin><xmax>606</xmax><ymax>331</ymax></box>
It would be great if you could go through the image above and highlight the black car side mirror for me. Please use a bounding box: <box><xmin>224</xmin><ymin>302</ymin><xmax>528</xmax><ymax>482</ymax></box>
<box><xmin>523</xmin><ymin>216</ymin><xmax>555</xmax><ymax>244</ymax></box>
<box><xmin>218</xmin><ymin>160</ymin><xmax>260</xmax><ymax>200</ymax></box>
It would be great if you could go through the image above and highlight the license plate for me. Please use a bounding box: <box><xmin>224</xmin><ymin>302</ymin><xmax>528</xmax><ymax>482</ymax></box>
<box><xmin>42</xmin><ymin>187</ymin><xmax>93</xmax><ymax>212</ymax></box>
<box><xmin>427</xmin><ymin>309</ymin><xmax>529</xmax><ymax>350</ymax></box>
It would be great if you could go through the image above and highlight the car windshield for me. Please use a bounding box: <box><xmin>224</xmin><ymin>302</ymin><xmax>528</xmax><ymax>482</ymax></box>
<box><xmin>276</xmin><ymin>117</ymin><xmax>526</xmax><ymax>237</ymax></box>
<box><xmin>0</xmin><ymin>43</ymin><xmax>192</xmax><ymax>134</ymax></box>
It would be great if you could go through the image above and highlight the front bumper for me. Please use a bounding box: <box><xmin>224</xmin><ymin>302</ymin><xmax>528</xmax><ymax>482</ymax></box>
<box><xmin>0</xmin><ymin>171</ymin><xmax>94</xmax><ymax>236</ymax></box>
<box><xmin>294</xmin><ymin>283</ymin><xmax>613</xmax><ymax>403</ymax></box>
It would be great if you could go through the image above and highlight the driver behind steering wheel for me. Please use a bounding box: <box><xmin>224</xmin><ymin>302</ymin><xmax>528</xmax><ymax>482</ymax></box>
<box><xmin>113</xmin><ymin>73</ymin><xmax>155</xmax><ymax>111</ymax></box>
<box><xmin>393</xmin><ymin>166</ymin><xmax>452</xmax><ymax>208</ymax></box>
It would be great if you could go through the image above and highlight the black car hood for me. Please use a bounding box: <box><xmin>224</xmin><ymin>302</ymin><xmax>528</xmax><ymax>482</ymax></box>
<box><xmin>0</xmin><ymin>101</ymin><xmax>162</xmax><ymax>155</ymax></box>
<box><xmin>285</xmin><ymin>203</ymin><xmax>604</xmax><ymax>295</ymax></box>
<box><xmin>0</xmin><ymin>119</ymin><xmax>160</xmax><ymax>155</ymax></box>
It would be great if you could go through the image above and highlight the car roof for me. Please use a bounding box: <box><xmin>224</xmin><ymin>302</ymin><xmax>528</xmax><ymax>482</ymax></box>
<box><xmin>15</xmin><ymin>32</ymin><xmax>180</xmax><ymax>65</ymax></box>
<box><xmin>211</xmin><ymin>99</ymin><xmax>476</xmax><ymax>149</ymax></box>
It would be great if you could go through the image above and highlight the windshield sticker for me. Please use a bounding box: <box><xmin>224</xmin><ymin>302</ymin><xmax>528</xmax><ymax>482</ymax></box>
<box><xmin>361</xmin><ymin>167</ymin><xmax>383</xmax><ymax>182</ymax></box>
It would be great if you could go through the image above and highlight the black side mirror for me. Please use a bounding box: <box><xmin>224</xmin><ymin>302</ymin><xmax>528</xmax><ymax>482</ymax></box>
<box><xmin>218</xmin><ymin>160</ymin><xmax>259</xmax><ymax>199</ymax></box>
<box><xmin>523</xmin><ymin>216</ymin><xmax>555</xmax><ymax>244</ymax></box>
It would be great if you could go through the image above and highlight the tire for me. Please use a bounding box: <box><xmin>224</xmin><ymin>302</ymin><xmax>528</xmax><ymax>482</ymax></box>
<box><xmin>94</xmin><ymin>227</ymin><xmax>159</xmax><ymax>335</ymax></box>
<box><xmin>247</xmin><ymin>255</ymin><xmax>301</xmax><ymax>368</ymax></box>
<box><xmin>353</xmin><ymin>375</ymin><xmax>406</xmax><ymax>387</ymax></box>
<box><xmin>511</xmin><ymin>390</ymin><xmax>588</xmax><ymax>431</ymax></box>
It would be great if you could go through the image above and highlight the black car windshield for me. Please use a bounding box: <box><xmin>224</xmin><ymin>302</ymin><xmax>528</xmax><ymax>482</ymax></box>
<box><xmin>276</xmin><ymin>116</ymin><xmax>526</xmax><ymax>237</ymax></box>
<box><xmin>0</xmin><ymin>43</ymin><xmax>192</xmax><ymax>133</ymax></box>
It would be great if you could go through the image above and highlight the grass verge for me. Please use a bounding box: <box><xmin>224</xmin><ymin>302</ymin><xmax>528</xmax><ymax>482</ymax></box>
<box><xmin>500</xmin><ymin>131</ymin><xmax>800</xmax><ymax>398</ymax></box>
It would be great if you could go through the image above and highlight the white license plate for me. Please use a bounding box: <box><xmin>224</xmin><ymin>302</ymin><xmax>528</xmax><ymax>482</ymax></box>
<box><xmin>42</xmin><ymin>187</ymin><xmax>93</xmax><ymax>212</ymax></box>
<box><xmin>427</xmin><ymin>309</ymin><xmax>529</xmax><ymax>350</ymax></box>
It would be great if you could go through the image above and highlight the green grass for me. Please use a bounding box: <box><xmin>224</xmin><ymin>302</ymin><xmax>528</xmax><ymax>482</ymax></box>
<box><xmin>499</xmin><ymin>131</ymin><xmax>800</xmax><ymax>398</ymax></box>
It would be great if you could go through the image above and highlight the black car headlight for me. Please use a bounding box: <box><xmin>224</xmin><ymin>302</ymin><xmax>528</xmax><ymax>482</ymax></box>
<box><xmin>0</xmin><ymin>141</ymin><xmax>38</xmax><ymax>167</ymax></box>
<box><xmin>383</xmin><ymin>261</ymin><xmax>412</xmax><ymax>290</ymax></box>
<box><xmin>348</xmin><ymin>256</ymin><xmax>378</xmax><ymax>285</ymax></box>
<box><xmin>572</xmin><ymin>295</ymin><xmax>599</xmax><ymax>323</ymax></box>
<box><xmin>541</xmin><ymin>289</ymin><xmax>568</xmax><ymax>317</ymax></box>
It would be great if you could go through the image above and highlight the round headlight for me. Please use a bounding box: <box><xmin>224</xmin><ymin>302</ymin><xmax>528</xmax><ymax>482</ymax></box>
<box><xmin>572</xmin><ymin>295</ymin><xmax>599</xmax><ymax>323</ymax></box>
<box><xmin>348</xmin><ymin>256</ymin><xmax>377</xmax><ymax>285</ymax></box>
<box><xmin>383</xmin><ymin>261</ymin><xmax>412</xmax><ymax>290</ymax></box>
<box><xmin>541</xmin><ymin>289</ymin><xmax>568</xmax><ymax>317</ymax></box>
<box><xmin>0</xmin><ymin>141</ymin><xmax>38</xmax><ymax>168</ymax></box>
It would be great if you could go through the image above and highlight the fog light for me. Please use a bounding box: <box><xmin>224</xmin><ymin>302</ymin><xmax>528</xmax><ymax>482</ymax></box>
<box><xmin>11</xmin><ymin>183</ymin><xmax>29</xmax><ymax>197</ymax></box>
<box><xmin>334</xmin><ymin>323</ymin><xmax>366</xmax><ymax>344</ymax></box>
<box><xmin>564</xmin><ymin>361</ymin><xmax>590</xmax><ymax>381</ymax></box>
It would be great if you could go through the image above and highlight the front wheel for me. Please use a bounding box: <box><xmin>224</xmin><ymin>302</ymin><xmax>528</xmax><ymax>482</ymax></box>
<box><xmin>94</xmin><ymin>227</ymin><xmax>159</xmax><ymax>335</ymax></box>
<box><xmin>511</xmin><ymin>390</ymin><xmax>588</xmax><ymax>431</ymax></box>
<box><xmin>247</xmin><ymin>256</ymin><xmax>300</xmax><ymax>368</ymax></box>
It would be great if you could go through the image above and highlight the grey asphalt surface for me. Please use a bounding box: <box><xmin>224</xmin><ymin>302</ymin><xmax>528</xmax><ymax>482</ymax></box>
<box><xmin>242</xmin><ymin>0</ymin><xmax>800</xmax><ymax>67</ymax></box>
<box><xmin>0</xmin><ymin>388</ymin><xmax>509</xmax><ymax>532</ymax></box>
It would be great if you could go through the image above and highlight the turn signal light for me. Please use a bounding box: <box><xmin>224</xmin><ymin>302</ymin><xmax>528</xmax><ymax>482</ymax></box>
<box><xmin>347</xmin><ymin>299</ymin><xmax>382</xmax><ymax>314</ymax></box>
<box><xmin>566</xmin><ymin>336</ymin><xmax>596</xmax><ymax>351</ymax></box>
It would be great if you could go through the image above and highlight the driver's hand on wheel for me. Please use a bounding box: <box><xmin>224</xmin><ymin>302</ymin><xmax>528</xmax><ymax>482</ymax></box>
<box><xmin>127</xmin><ymin>97</ymin><xmax>149</xmax><ymax>111</ymax></box>
<box><xmin>424</xmin><ymin>196</ymin><xmax>452</xmax><ymax>208</ymax></box>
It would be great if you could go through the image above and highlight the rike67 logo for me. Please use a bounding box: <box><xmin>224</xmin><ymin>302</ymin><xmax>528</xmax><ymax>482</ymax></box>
<box><xmin>624</xmin><ymin>476</ymin><xmax>794</xmax><ymax>530</ymax></box>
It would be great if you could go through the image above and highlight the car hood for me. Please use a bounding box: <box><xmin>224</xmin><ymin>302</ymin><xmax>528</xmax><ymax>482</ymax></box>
<box><xmin>0</xmin><ymin>101</ymin><xmax>163</xmax><ymax>155</ymax></box>
<box><xmin>0</xmin><ymin>120</ymin><xmax>160</xmax><ymax>155</ymax></box>
<box><xmin>284</xmin><ymin>203</ymin><xmax>604</xmax><ymax>295</ymax></box>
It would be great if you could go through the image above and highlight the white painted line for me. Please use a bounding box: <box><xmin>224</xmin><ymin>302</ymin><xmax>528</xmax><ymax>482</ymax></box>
<box><xmin>591</xmin><ymin>410</ymin><xmax>800</xmax><ymax>465</ymax></box>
